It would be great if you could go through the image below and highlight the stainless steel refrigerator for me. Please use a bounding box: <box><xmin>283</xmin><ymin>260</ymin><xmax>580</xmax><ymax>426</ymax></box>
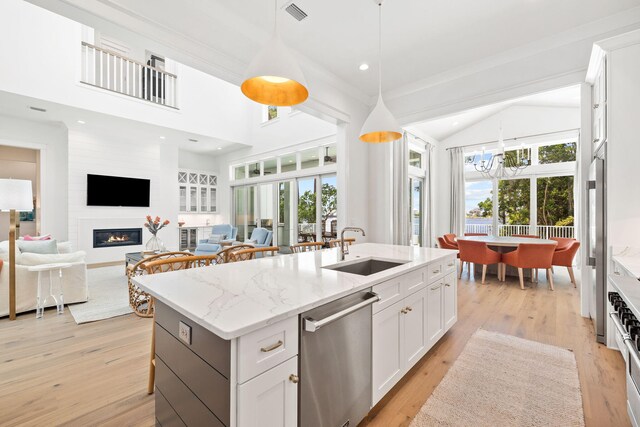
<box><xmin>587</xmin><ymin>154</ymin><xmax>606</xmax><ymax>344</ymax></box>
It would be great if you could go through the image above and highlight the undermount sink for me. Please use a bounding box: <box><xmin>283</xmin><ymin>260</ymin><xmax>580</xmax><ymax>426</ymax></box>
<box><xmin>323</xmin><ymin>258</ymin><xmax>407</xmax><ymax>276</ymax></box>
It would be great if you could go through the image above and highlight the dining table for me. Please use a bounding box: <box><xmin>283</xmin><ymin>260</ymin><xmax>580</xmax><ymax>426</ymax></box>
<box><xmin>456</xmin><ymin>235</ymin><xmax>558</xmax><ymax>279</ymax></box>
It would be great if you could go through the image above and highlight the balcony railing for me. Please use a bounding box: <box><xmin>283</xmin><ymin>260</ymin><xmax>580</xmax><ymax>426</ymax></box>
<box><xmin>464</xmin><ymin>223</ymin><xmax>575</xmax><ymax>239</ymax></box>
<box><xmin>80</xmin><ymin>42</ymin><xmax>178</xmax><ymax>108</ymax></box>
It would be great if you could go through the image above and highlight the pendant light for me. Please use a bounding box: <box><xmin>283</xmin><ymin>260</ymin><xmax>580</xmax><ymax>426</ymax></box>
<box><xmin>241</xmin><ymin>0</ymin><xmax>309</xmax><ymax>106</ymax></box>
<box><xmin>359</xmin><ymin>0</ymin><xmax>402</xmax><ymax>143</ymax></box>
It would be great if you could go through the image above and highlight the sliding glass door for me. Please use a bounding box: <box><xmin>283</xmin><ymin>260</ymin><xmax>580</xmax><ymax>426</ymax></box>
<box><xmin>232</xmin><ymin>173</ymin><xmax>338</xmax><ymax>250</ymax></box>
<box><xmin>278</xmin><ymin>181</ymin><xmax>295</xmax><ymax>250</ymax></box>
<box><xmin>297</xmin><ymin>177</ymin><xmax>317</xmax><ymax>243</ymax></box>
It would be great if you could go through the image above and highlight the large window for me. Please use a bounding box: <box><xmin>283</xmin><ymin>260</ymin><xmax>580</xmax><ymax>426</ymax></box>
<box><xmin>463</xmin><ymin>137</ymin><xmax>576</xmax><ymax>238</ymax></box>
<box><xmin>410</xmin><ymin>178</ymin><xmax>423</xmax><ymax>245</ymax></box>
<box><xmin>498</xmin><ymin>178</ymin><xmax>530</xmax><ymax>235</ymax></box>
<box><xmin>465</xmin><ymin>180</ymin><xmax>493</xmax><ymax>235</ymax></box>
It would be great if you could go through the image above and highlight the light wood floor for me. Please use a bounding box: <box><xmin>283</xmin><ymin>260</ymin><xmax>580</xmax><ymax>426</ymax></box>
<box><xmin>0</xmin><ymin>268</ymin><xmax>629</xmax><ymax>427</ymax></box>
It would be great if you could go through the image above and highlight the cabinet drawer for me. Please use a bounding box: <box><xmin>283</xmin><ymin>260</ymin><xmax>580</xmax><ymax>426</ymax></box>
<box><xmin>155</xmin><ymin>301</ymin><xmax>230</xmax><ymax>378</ymax></box>
<box><xmin>443</xmin><ymin>257</ymin><xmax>457</xmax><ymax>275</ymax></box>
<box><xmin>238</xmin><ymin>316</ymin><xmax>298</xmax><ymax>384</ymax></box>
<box><xmin>372</xmin><ymin>277</ymin><xmax>403</xmax><ymax>314</ymax></box>
<box><xmin>426</xmin><ymin>263</ymin><xmax>443</xmax><ymax>282</ymax></box>
<box><xmin>404</xmin><ymin>268</ymin><xmax>426</xmax><ymax>296</ymax></box>
<box><xmin>156</xmin><ymin>358</ymin><xmax>225</xmax><ymax>427</ymax></box>
<box><xmin>155</xmin><ymin>325</ymin><xmax>230</xmax><ymax>425</ymax></box>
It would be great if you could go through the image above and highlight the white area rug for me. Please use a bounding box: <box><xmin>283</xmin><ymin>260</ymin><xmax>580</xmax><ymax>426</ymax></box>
<box><xmin>68</xmin><ymin>265</ymin><xmax>133</xmax><ymax>324</ymax></box>
<box><xmin>411</xmin><ymin>329</ymin><xmax>585</xmax><ymax>427</ymax></box>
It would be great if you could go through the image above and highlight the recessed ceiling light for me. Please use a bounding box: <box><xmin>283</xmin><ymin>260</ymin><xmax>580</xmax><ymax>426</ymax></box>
<box><xmin>452</xmin><ymin>121</ymin><xmax>459</xmax><ymax>126</ymax></box>
<box><xmin>359</xmin><ymin>63</ymin><xmax>369</xmax><ymax>71</ymax></box>
<box><xmin>289</xmin><ymin>160</ymin><xmax>293</xmax><ymax>163</ymax></box>
<box><xmin>217</xmin><ymin>147</ymin><xmax>222</xmax><ymax>150</ymax></box>
<box><xmin>159</xmin><ymin>136</ymin><xmax>165</xmax><ymax>140</ymax></box>
<box><xmin>77</xmin><ymin>120</ymin><xmax>86</xmax><ymax>124</ymax></box>
<box><xmin>311</xmin><ymin>155</ymin><xmax>316</xmax><ymax>158</ymax></box>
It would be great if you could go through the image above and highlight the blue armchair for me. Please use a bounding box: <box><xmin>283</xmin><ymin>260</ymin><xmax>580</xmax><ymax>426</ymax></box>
<box><xmin>195</xmin><ymin>224</ymin><xmax>238</xmax><ymax>255</ymax></box>
<box><xmin>249</xmin><ymin>227</ymin><xmax>273</xmax><ymax>248</ymax></box>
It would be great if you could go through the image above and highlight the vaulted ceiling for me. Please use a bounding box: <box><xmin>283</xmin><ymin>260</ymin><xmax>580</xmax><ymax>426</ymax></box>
<box><xmin>29</xmin><ymin>0</ymin><xmax>640</xmax><ymax>101</ymax></box>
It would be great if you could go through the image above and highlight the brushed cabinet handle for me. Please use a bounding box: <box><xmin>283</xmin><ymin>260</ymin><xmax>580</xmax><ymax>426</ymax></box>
<box><xmin>260</xmin><ymin>340</ymin><xmax>283</xmax><ymax>353</ymax></box>
<box><xmin>289</xmin><ymin>374</ymin><xmax>299</xmax><ymax>384</ymax></box>
<box><xmin>432</xmin><ymin>269</ymin><xmax>440</xmax><ymax>274</ymax></box>
<box><xmin>405</xmin><ymin>306</ymin><xmax>412</xmax><ymax>312</ymax></box>
<box><xmin>447</xmin><ymin>262</ymin><xmax>454</xmax><ymax>267</ymax></box>
<box><xmin>593</xmin><ymin>138</ymin><xmax>599</xmax><ymax>144</ymax></box>
<box><xmin>593</xmin><ymin>103</ymin><xmax>599</xmax><ymax>109</ymax></box>
<box><xmin>400</xmin><ymin>308</ymin><xmax>408</xmax><ymax>314</ymax></box>
<box><xmin>445</xmin><ymin>283</ymin><xmax>451</xmax><ymax>287</ymax></box>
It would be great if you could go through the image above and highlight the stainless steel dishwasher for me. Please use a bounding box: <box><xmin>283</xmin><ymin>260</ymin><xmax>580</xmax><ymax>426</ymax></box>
<box><xmin>299</xmin><ymin>289</ymin><xmax>379</xmax><ymax>427</ymax></box>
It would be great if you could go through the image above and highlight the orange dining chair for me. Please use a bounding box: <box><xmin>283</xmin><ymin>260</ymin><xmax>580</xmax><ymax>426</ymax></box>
<box><xmin>443</xmin><ymin>233</ymin><xmax>458</xmax><ymax>248</ymax></box>
<box><xmin>502</xmin><ymin>243</ymin><xmax>556</xmax><ymax>290</ymax></box>
<box><xmin>550</xmin><ymin>237</ymin><xmax>574</xmax><ymax>252</ymax></box>
<box><xmin>551</xmin><ymin>240</ymin><xmax>581</xmax><ymax>287</ymax></box>
<box><xmin>464</xmin><ymin>233</ymin><xmax>488</xmax><ymax>236</ymax></box>
<box><xmin>438</xmin><ymin>237</ymin><xmax>460</xmax><ymax>259</ymax></box>
<box><xmin>457</xmin><ymin>239</ymin><xmax>502</xmax><ymax>285</ymax></box>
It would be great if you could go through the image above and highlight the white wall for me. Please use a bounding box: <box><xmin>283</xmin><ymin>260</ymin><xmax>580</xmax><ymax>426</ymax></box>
<box><xmin>0</xmin><ymin>0</ymin><xmax>253</xmax><ymax>146</ymax></box>
<box><xmin>0</xmin><ymin>115</ymin><xmax>68</xmax><ymax>241</ymax></box>
<box><xmin>67</xmin><ymin>127</ymin><xmax>178</xmax><ymax>263</ymax></box>
<box><xmin>425</xmin><ymin>104</ymin><xmax>581</xmax><ymax>238</ymax></box>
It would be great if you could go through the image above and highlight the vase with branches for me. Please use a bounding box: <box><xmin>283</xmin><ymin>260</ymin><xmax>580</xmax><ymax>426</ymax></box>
<box><xmin>144</xmin><ymin>215</ymin><xmax>170</xmax><ymax>251</ymax></box>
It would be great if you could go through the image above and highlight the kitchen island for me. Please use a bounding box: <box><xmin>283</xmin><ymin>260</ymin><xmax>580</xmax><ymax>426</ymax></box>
<box><xmin>134</xmin><ymin>243</ymin><xmax>458</xmax><ymax>427</ymax></box>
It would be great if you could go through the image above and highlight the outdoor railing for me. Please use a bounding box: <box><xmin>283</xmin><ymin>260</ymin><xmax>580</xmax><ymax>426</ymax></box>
<box><xmin>464</xmin><ymin>223</ymin><xmax>575</xmax><ymax>239</ymax></box>
<box><xmin>80</xmin><ymin>42</ymin><xmax>178</xmax><ymax>108</ymax></box>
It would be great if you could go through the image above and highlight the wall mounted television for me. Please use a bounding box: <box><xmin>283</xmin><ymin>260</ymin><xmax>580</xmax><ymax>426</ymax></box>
<box><xmin>87</xmin><ymin>174</ymin><xmax>150</xmax><ymax>207</ymax></box>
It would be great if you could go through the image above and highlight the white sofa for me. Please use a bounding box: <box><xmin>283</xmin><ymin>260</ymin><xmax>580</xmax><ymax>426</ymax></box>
<box><xmin>0</xmin><ymin>241</ymin><xmax>88</xmax><ymax>317</ymax></box>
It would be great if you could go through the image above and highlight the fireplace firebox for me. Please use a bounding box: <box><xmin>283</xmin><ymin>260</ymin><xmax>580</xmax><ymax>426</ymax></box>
<box><xmin>93</xmin><ymin>228</ymin><xmax>143</xmax><ymax>248</ymax></box>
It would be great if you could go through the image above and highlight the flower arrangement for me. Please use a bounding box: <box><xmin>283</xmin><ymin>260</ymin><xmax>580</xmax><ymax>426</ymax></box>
<box><xmin>144</xmin><ymin>215</ymin><xmax>170</xmax><ymax>236</ymax></box>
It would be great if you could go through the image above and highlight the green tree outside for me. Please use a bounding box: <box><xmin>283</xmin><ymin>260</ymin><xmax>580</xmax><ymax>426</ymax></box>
<box><xmin>466</xmin><ymin>142</ymin><xmax>576</xmax><ymax>227</ymax></box>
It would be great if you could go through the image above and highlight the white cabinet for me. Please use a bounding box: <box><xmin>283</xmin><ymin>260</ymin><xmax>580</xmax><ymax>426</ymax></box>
<box><xmin>426</xmin><ymin>281</ymin><xmax>444</xmax><ymax>345</ymax></box>
<box><xmin>178</xmin><ymin>169</ymin><xmax>217</xmax><ymax>213</ymax></box>
<box><xmin>403</xmin><ymin>288</ymin><xmax>427</xmax><ymax>367</ymax></box>
<box><xmin>372</xmin><ymin>300</ymin><xmax>404</xmax><ymax>402</ymax></box>
<box><xmin>443</xmin><ymin>273</ymin><xmax>457</xmax><ymax>330</ymax></box>
<box><xmin>237</xmin><ymin>356</ymin><xmax>298</xmax><ymax>427</ymax></box>
<box><xmin>372</xmin><ymin>261</ymin><xmax>458</xmax><ymax>405</ymax></box>
<box><xmin>591</xmin><ymin>55</ymin><xmax>607</xmax><ymax>153</ymax></box>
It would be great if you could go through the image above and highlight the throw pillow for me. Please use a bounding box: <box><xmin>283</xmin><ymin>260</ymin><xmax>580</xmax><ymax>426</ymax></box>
<box><xmin>244</xmin><ymin>239</ymin><xmax>258</xmax><ymax>245</ymax></box>
<box><xmin>57</xmin><ymin>242</ymin><xmax>73</xmax><ymax>254</ymax></box>
<box><xmin>17</xmin><ymin>239</ymin><xmax>59</xmax><ymax>255</ymax></box>
<box><xmin>208</xmin><ymin>234</ymin><xmax>225</xmax><ymax>244</ymax></box>
<box><xmin>23</xmin><ymin>234</ymin><xmax>52</xmax><ymax>241</ymax></box>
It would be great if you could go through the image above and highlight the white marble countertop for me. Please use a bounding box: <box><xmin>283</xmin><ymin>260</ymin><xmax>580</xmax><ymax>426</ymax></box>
<box><xmin>612</xmin><ymin>247</ymin><xmax>640</xmax><ymax>279</ymax></box>
<box><xmin>609</xmin><ymin>275</ymin><xmax>640</xmax><ymax>319</ymax></box>
<box><xmin>133</xmin><ymin>243</ymin><xmax>458</xmax><ymax>340</ymax></box>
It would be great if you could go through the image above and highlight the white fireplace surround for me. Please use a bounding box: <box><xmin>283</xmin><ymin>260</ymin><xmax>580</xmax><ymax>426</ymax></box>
<box><xmin>78</xmin><ymin>217</ymin><xmax>154</xmax><ymax>264</ymax></box>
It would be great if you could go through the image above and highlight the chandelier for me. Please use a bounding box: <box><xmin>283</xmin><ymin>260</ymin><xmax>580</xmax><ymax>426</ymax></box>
<box><xmin>465</xmin><ymin>128</ymin><xmax>531</xmax><ymax>179</ymax></box>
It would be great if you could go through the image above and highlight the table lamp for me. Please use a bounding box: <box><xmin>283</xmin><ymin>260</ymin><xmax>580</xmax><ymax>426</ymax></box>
<box><xmin>0</xmin><ymin>179</ymin><xmax>34</xmax><ymax>320</ymax></box>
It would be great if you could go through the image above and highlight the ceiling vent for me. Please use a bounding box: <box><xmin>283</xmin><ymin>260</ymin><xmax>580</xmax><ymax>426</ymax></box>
<box><xmin>29</xmin><ymin>106</ymin><xmax>46</xmax><ymax>112</ymax></box>
<box><xmin>284</xmin><ymin>3</ymin><xmax>307</xmax><ymax>21</ymax></box>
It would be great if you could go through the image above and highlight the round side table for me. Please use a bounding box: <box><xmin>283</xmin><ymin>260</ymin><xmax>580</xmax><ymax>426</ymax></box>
<box><xmin>27</xmin><ymin>262</ymin><xmax>73</xmax><ymax>319</ymax></box>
